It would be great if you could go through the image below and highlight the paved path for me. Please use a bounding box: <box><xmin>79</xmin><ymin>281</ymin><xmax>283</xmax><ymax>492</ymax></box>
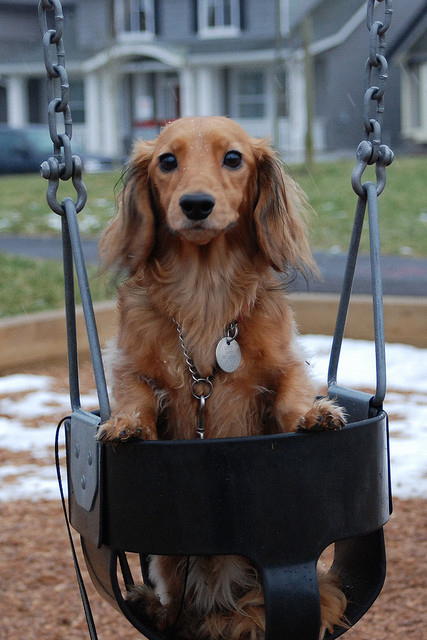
<box><xmin>299</xmin><ymin>251</ymin><xmax>427</xmax><ymax>297</ymax></box>
<box><xmin>0</xmin><ymin>235</ymin><xmax>426</xmax><ymax>297</ymax></box>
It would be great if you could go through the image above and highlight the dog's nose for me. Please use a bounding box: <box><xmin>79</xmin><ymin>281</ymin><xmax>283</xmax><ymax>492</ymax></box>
<box><xmin>179</xmin><ymin>193</ymin><xmax>215</xmax><ymax>221</ymax></box>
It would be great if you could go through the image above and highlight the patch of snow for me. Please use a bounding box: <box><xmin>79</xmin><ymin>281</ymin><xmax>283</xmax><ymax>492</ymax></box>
<box><xmin>0</xmin><ymin>336</ymin><xmax>426</xmax><ymax>501</ymax></box>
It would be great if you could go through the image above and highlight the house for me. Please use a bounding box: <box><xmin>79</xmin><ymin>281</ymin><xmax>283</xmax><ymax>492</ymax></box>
<box><xmin>0</xmin><ymin>0</ymin><xmax>425</xmax><ymax>162</ymax></box>
<box><xmin>389</xmin><ymin>3</ymin><xmax>427</xmax><ymax>146</ymax></box>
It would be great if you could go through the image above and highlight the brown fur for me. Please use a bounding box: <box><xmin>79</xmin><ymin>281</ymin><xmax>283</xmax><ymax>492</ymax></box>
<box><xmin>98</xmin><ymin>116</ymin><xmax>347</xmax><ymax>638</ymax></box>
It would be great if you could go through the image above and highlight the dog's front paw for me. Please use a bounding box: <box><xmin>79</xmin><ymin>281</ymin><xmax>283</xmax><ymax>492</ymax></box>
<box><xmin>97</xmin><ymin>411</ymin><xmax>157</xmax><ymax>442</ymax></box>
<box><xmin>298</xmin><ymin>398</ymin><xmax>346</xmax><ymax>432</ymax></box>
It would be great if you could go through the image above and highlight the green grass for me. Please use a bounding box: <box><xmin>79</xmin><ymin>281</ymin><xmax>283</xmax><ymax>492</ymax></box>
<box><xmin>292</xmin><ymin>155</ymin><xmax>427</xmax><ymax>257</ymax></box>
<box><xmin>0</xmin><ymin>253</ymin><xmax>114</xmax><ymax>319</ymax></box>
<box><xmin>0</xmin><ymin>156</ymin><xmax>426</xmax><ymax>255</ymax></box>
<box><xmin>0</xmin><ymin>171</ymin><xmax>122</xmax><ymax>237</ymax></box>
<box><xmin>0</xmin><ymin>171</ymin><xmax>121</xmax><ymax>317</ymax></box>
<box><xmin>0</xmin><ymin>156</ymin><xmax>425</xmax><ymax>317</ymax></box>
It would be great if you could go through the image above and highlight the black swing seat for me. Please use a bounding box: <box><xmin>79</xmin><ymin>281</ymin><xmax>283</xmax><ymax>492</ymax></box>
<box><xmin>66</xmin><ymin>386</ymin><xmax>391</xmax><ymax>640</ymax></box>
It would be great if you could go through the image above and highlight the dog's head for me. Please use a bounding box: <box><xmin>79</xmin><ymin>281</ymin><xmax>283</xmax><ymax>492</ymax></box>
<box><xmin>100</xmin><ymin>116</ymin><xmax>315</xmax><ymax>276</ymax></box>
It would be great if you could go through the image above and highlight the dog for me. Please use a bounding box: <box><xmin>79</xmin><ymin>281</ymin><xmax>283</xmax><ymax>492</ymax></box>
<box><xmin>98</xmin><ymin>116</ymin><xmax>347</xmax><ymax>639</ymax></box>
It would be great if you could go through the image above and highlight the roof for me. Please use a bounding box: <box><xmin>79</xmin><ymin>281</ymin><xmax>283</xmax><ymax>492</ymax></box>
<box><xmin>388</xmin><ymin>3</ymin><xmax>427</xmax><ymax>62</ymax></box>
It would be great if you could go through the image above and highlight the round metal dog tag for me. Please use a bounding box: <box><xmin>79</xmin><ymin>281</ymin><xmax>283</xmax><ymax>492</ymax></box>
<box><xmin>216</xmin><ymin>338</ymin><xmax>242</xmax><ymax>373</ymax></box>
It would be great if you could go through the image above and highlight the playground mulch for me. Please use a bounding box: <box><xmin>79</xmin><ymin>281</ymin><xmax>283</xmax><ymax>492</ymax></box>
<box><xmin>0</xmin><ymin>360</ymin><xmax>426</xmax><ymax>639</ymax></box>
<box><xmin>1</xmin><ymin>498</ymin><xmax>425</xmax><ymax>639</ymax></box>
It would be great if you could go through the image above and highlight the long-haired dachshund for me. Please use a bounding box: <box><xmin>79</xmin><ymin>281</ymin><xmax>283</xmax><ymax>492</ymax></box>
<box><xmin>98</xmin><ymin>116</ymin><xmax>347</xmax><ymax>639</ymax></box>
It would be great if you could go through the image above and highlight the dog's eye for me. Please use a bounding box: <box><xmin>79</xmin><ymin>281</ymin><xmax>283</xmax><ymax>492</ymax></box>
<box><xmin>223</xmin><ymin>150</ymin><xmax>243</xmax><ymax>169</ymax></box>
<box><xmin>159</xmin><ymin>153</ymin><xmax>178</xmax><ymax>172</ymax></box>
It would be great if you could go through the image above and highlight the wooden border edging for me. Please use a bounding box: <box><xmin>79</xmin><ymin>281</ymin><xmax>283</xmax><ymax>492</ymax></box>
<box><xmin>289</xmin><ymin>293</ymin><xmax>427</xmax><ymax>347</ymax></box>
<box><xmin>0</xmin><ymin>301</ymin><xmax>117</xmax><ymax>373</ymax></box>
<box><xmin>0</xmin><ymin>294</ymin><xmax>425</xmax><ymax>373</ymax></box>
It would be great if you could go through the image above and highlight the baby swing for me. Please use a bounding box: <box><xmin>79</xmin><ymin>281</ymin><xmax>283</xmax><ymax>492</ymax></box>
<box><xmin>38</xmin><ymin>1</ymin><xmax>394</xmax><ymax>638</ymax></box>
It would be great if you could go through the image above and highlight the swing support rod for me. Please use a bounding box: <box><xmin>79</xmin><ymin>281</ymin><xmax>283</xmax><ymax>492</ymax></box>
<box><xmin>38</xmin><ymin>0</ymin><xmax>110</xmax><ymax>423</ymax></box>
<box><xmin>328</xmin><ymin>0</ymin><xmax>393</xmax><ymax>414</ymax></box>
<box><xmin>328</xmin><ymin>184</ymin><xmax>386</xmax><ymax>410</ymax></box>
<box><xmin>62</xmin><ymin>196</ymin><xmax>110</xmax><ymax>422</ymax></box>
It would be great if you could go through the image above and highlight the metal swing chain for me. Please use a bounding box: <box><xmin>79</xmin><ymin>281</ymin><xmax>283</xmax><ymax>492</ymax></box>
<box><xmin>352</xmin><ymin>0</ymin><xmax>394</xmax><ymax>197</ymax></box>
<box><xmin>329</xmin><ymin>0</ymin><xmax>394</xmax><ymax>413</ymax></box>
<box><xmin>38</xmin><ymin>0</ymin><xmax>87</xmax><ymax>214</ymax></box>
<box><xmin>38</xmin><ymin>0</ymin><xmax>110</xmax><ymax>422</ymax></box>
<box><xmin>37</xmin><ymin>4</ymin><xmax>108</xmax><ymax>640</ymax></box>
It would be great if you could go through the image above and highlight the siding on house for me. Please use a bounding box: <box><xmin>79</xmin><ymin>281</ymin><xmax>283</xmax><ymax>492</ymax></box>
<box><xmin>0</xmin><ymin>0</ymin><xmax>425</xmax><ymax>159</ymax></box>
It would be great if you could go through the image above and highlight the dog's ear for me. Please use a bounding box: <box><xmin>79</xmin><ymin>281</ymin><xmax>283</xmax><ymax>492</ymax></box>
<box><xmin>99</xmin><ymin>139</ymin><xmax>156</xmax><ymax>275</ymax></box>
<box><xmin>252</xmin><ymin>139</ymin><xmax>317</xmax><ymax>276</ymax></box>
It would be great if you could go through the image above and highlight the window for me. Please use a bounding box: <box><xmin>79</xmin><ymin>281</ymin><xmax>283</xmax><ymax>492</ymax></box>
<box><xmin>231</xmin><ymin>68</ymin><xmax>288</xmax><ymax>120</ymax></box>
<box><xmin>198</xmin><ymin>0</ymin><xmax>240</xmax><ymax>38</ymax></box>
<box><xmin>235</xmin><ymin>71</ymin><xmax>265</xmax><ymax>118</ymax></box>
<box><xmin>0</xmin><ymin>85</ymin><xmax>6</xmax><ymax>123</ymax></box>
<box><xmin>402</xmin><ymin>61</ymin><xmax>427</xmax><ymax>143</ymax></box>
<box><xmin>116</xmin><ymin>0</ymin><xmax>155</xmax><ymax>36</ymax></box>
<box><xmin>156</xmin><ymin>73</ymin><xmax>181</xmax><ymax>120</ymax></box>
<box><xmin>69</xmin><ymin>80</ymin><xmax>85</xmax><ymax>124</ymax></box>
<box><xmin>273</xmin><ymin>68</ymin><xmax>288</xmax><ymax>117</ymax></box>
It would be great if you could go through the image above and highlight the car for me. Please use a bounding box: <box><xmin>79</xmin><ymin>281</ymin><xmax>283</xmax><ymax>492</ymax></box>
<box><xmin>0</xmin><ymin>125</ymin><xmax>117</xmax><ymax>174</ymax></box>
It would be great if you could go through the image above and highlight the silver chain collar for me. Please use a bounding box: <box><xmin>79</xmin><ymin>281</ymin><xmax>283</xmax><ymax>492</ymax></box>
<box><xmin>173</xmin><ymin>320</ymin><xmax>238</xmax><ymax>439</ymax></box>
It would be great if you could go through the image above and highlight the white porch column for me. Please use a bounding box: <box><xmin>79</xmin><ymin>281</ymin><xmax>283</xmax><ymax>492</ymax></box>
<box><xmin>84</xmin><ymin>71</ymin><xmax>101</xmax><ymax>154</ymax></box>
<box><xmin>195</xmin><ymin>67</ymin><xmax>219</xmax><ymax>116</ymax></box>
<box><xmin>287</xmin><ymin>57</ymin><xmax>306</xmax><ymax>161</ymax></box>
<box><xmin>7</xmin><ymin>76</ymin><xmax>28</xmax><ymax>127</ymax></box>
<box><xmin>179</xmin><ymin>66</ymin><xmax>196</xmax><ymax>117</ymax></box>
<box><xmin>99</xmin><ymin>65</ymin><xmax>119</xmax><ymax>156</ymax></box>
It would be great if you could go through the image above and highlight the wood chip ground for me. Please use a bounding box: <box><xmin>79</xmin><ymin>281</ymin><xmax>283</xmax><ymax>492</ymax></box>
<box><xmin>1</xmin><ymin>360</ymin><xmax>425</xmax><ymax>639</ymax></box>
